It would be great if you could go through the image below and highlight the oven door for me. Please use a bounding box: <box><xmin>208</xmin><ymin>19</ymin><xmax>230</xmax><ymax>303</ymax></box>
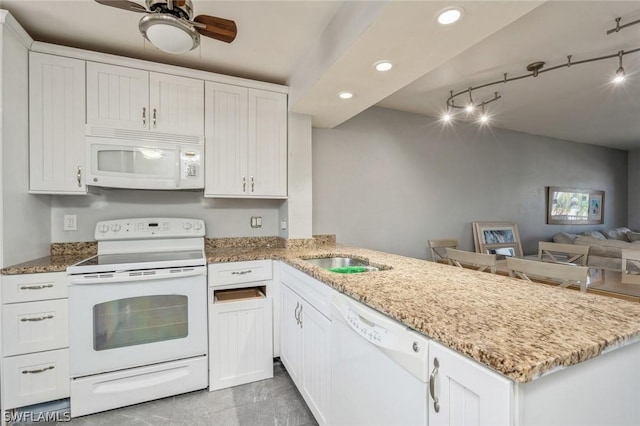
<box><xmin>69</xmin><ymin>269</ymin><xmax>207</xmax><ymax>377</ymax></box>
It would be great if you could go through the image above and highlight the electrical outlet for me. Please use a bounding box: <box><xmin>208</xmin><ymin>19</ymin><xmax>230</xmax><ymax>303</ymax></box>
<box><xmin>280</xmin><ymin>220</ymin><xmax>287</xmax><ymax>230</ymax></box>
<box><xmin>250</xmin><ymin>216</ymin><xmax>262</xmax><ymax>229</ymax></box>
<box><xmin>64</xmin><ymin>214</ymin><xmax>77</xmax><ymax>231</ymax></box>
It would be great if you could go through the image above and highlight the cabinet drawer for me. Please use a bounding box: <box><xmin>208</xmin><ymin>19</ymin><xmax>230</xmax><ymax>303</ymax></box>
<box><xmin>3</xmin><ymin>349</ymin><xmax>70</xmax><ymax>409</ymax></box>
<box><xmin>2</xmin><ymin>299</ymin><xmax>69</xmax><ymax>356</ymax></box>
<box><xmin>2</xmin><ymin>272</ymin><xmax>68</xmax><ymax>304</ymax></box>
<box><xmin>208</xmin><ymin>260</ymin><xmax>272</xmax><ymax>286</ymax></box>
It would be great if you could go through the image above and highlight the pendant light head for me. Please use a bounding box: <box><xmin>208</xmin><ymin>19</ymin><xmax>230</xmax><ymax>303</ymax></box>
<box><xmin>613</xmin><ymin>50</ymin><xmax>626</xmax><ymax>83</ymax></box>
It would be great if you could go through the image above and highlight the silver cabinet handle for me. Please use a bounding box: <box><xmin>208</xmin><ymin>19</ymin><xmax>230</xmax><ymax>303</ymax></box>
<box><xmin>77</xmin><ymin>166</ymin><xmax>82</xmax><ymax>187</ymax></box>
<box><xmin>20</xmin><ymin>284</ymin><xmax>54</xmax><ymax>290</ymax></box>
<box><xmin>294</xmin><ymin>302</ymin><xmax>300</xmax><ymax>325</ymax></box>
<box><xmin>251</xmin><ymin>176</ymin><xmax>255</xmax><ymax>192</ymax></box>
<box><xmin>153</xmin><ymin>108</ymin><xmax>157</xmax><ymax>128</ymax></box>
<box><xmin>20</xmin><ymin>315</ymin><xmax>54</xmax><ymax>322</ymax></box>
<box><xmin>142</xmin><ymin>107</ymin><xmax>146</xmax><ymax>127</ymax></box>
<box><xmin>298</xmin><ymin>303</ymin><xmax>303</xmax><ymax>328</ymax></box>
<box><xmin>231</xmin><ymin>270</ymin><xmax>252</xmax><ymax>275</ymax></box>
<box><xmin>22</xmin><ymin>366</ymin><xmax>54</xmax><ymax>374</ymax></box>
<box><xmin>242</xmin><ymin>175</ymin><xmax>246</xmax><ymax>192</ymax></box>
<box><xmin>429</xmin><ymin>357</ymin><xmax>440</xmax><ymax>413</ymax></box>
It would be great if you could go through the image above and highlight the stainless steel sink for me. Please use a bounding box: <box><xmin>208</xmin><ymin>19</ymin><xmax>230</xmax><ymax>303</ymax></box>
<box><xmin>302</xmin><ymin>257</ymin><xmax>379</xmax><ymax>272</ymax></box>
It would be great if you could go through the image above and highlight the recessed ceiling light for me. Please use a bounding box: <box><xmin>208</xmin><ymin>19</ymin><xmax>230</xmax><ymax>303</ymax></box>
<box><xmin>437</xmin><ymin>7</ymin><xmax>464</xmax><ymax>25</ymax></box>
<box><xmin>339</xmin><ymin>91</ymin><xmax>353</xmax><ymax>100</ymax></box>
<box><xmin>374</xmin><ymin>61</ymin><xmax>393</xmax><ymax>72</ymax></box>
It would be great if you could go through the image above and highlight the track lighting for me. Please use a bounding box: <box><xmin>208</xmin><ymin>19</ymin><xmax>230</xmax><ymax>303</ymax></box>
<box><xmin>442</xmin><ymin>16</ymin><xmax>640</xmax><ymax>126</ymax></box>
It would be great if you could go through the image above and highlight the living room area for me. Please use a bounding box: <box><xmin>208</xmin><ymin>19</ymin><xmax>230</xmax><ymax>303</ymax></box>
<box><xmin>310</xmin><ymin>107</ymin><xmax>640</xmax><ymax>303</ymax></box>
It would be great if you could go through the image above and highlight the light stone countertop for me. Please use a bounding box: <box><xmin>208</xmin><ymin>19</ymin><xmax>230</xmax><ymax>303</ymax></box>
<box><xmin>3</xmin><ymin>242</ymin><xmax>640</xmax><ymax>383</ymax></box>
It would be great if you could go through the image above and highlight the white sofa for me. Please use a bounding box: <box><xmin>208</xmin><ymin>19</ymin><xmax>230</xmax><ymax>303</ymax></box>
<box><xmin>553</xmin><ymin>227</ymin><xmax>640</xmax><ymax>271</ymax></box>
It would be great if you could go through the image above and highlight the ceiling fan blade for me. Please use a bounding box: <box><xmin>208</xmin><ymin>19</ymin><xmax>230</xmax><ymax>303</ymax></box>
<box><xmin>193</xmin><ymin>15</ymin><xmax>237</xmax><ymax>43</ymax></box>
<box><xmin>94</xmin><ymin>0</ymin><xmax>147</xmax><ymax>13</ymax></box>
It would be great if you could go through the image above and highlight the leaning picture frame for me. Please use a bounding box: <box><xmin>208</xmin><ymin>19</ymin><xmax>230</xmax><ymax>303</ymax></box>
<box><xmin>472</xmin><ymin>222</ymin><xmax>523</xmax><ymax>258</ymax></box>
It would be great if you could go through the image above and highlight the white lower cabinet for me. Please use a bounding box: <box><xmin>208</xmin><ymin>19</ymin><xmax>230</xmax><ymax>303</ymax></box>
<box><xmin>3</xmin><ymin>349</ymin><xmax>70</xmax><ymax>410</ymax></box>
<box><xmin>208</xmin><ymin>261</ymin><xmax>274</xmax><ymax>391</ymax></box>
<box><xmin>428</xmin><ymin>340</ymin><xmax>513</xmax><ymax>426</ymax></box>
<box><xmin>279</xmin><ymin>264</ymin><xmax>332</xmax><ymax>426</ymax></box>
<box><xmin>1</xmin><ymin>272</ymin><xmax>69</xmax><ymax>412</ymax></box>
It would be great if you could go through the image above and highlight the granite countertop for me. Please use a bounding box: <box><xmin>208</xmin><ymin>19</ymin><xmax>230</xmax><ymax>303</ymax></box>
<box><xmin>3</xmin><ymin>240</ymin><xmax>640</xmax><ymax>384</ymax></box>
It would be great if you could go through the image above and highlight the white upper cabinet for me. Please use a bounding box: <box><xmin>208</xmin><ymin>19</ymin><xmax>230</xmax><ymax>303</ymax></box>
<box><xmin>204</xmin><ymin>82</ymin><xmax>248</xmax><ymax>196</ymax></box>
<box><xmin>87</xmin><ymin>62</ymin><xmax>203</xmax><ymax>136</ymax></box>
<box><xmin>149</xmin><ymin>72</ymin><xmax>204</xmax><ymax>135</ymax></box>
<box><xmin>205</xmin><ymin>82</ymin><xmax>287</xmax><ymax>198</ymax></box>
<box><xmin>29</xmin><ymin>52</ymin><xmax>87</xmax><ymax>194</ymax></box>
<box><xmin>248</xmin><ymin>89</ymin><xmax>287</xmax><ymax>197</ymax></box>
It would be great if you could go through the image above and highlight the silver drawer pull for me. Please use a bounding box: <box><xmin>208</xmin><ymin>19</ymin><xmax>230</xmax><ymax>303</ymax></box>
<box><xmin>22</xmin><ymin>366</ymin><xmax>55</xmax><ymax>374</ymax></box>
<box><xmin>429</xmin><ymin>357</ymin><xmax>440</xmax><ymax>413</ymax></box>
<box><xmin>231</xmin><ymin>270</ymin><xmax>253</xmax><ymax>275</ymax></box>
<box><xmin>20</xmin><ymin>284</ymin><xmax>54</xmax><ymax>290</ymax></box>
<box><xmin>20</xmin><ymin>315</ymin><xmax>54</xmax><ymax>322</ymax></box>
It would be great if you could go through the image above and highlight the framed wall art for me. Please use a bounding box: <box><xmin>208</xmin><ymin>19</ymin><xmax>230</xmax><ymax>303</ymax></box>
<box><xmin>547</xmin><ymin>187</ymin><xmax>605</xmax><ymax>225</ymax></box>
<box><xmin>472</xmin><ymin>222</ymin><xmax>523</xmax><ymax>257</ymax></box>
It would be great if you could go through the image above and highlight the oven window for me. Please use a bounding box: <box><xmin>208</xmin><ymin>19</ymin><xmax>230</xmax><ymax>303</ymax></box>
<box><xmin>93</xmin><ymin>295</ymin><xmax>188</xmax><ymax>351</ymax></box>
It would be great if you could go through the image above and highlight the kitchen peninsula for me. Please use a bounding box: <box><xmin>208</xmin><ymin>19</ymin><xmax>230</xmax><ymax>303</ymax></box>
<box><xmin>4</xmin><ymin>238</ymin><xmax>640</xmax><ymax>380</ymax></box>
<box><xmin>3</xmin><ymin>237</ymin><xmax>640</xmax><ymax>425</ymax></box>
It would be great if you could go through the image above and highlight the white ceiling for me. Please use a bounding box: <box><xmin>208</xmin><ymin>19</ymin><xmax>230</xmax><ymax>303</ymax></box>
<box><xmin>2</xmin><ymin>0</ymin><xmax>640</xmax><ymax>151</ymax></box>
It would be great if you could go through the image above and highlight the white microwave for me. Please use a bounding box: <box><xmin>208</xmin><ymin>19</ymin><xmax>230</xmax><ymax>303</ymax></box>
<box><xmin>86</xmin><ymin>136</ymin><xmax>204</xmax><ymax>190</ymax></box>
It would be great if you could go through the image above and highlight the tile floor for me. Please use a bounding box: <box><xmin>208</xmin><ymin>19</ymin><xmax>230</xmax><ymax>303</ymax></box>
<box><xmin>50</xmin><ymin>361</ymin><xmax>317</xmax><ymax>426</ymax></box>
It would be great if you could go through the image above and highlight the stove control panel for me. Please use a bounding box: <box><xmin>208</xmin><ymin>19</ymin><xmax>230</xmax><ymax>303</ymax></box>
<box><xmin>94</xmin><ymin>218</ymin><xmax>205</xmax><ymax>240</ymax></box>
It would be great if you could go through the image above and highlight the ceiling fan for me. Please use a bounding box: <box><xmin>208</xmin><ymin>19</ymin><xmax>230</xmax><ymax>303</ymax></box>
<box><xmin>95</xmin><ymin>0</ymin><xmax>237</xmax><ymax>54</ymax></box>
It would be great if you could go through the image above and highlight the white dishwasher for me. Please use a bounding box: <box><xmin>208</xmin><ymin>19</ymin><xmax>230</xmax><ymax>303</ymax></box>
<box><xmin>331</xmin><ymin>293</ymin><xmax>429</xmax><ymax>426</ymax></box>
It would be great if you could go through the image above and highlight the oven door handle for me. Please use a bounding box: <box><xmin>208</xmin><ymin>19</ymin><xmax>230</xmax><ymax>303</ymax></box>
<box><xmin>68</xmin><ymin>266</ymin><xmax>207</xmax><ymax>284</ymax></box>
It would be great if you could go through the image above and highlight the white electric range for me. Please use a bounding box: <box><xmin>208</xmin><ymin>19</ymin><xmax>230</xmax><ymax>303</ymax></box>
<box><xmin>67</xmin><ymin>218</ymin><xmax>208</xmax><ymax>418</ymax></box>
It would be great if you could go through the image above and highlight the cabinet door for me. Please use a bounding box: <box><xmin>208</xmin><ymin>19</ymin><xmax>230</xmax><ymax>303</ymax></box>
<box><xmin>209</xmin><ymin>295</ymin><xmax>273</xmax><ymax>391</ymax></box>
<box><xmin>149</xmin><ymin>72</ymin><xmax>204</xmax><ymax>136</ymax></box>
<box><xmin>204</xmin><ymin>81</ymin><xmax>248</xmax><ymax>197</ymax></box>
<box><xmin>247</xmin><ymin>89</ymin><xmax>287</xmax><ymax>197</ymax></box>
<box><xmin>279</xmin><ymin>283</ymin><xmax>303</xmax><ymax>386</ymax></box>
<box><xmin>29</xmin><ymin>52</ymin><xmax>86</xmax><ymax>194</ymax></box>
<box><xmin>428</xmin><ymin>340</ymin><xmax>513</xmax><ymax>426</ymax></box>
<box><xmin>300</xmin><ymin>301</ymin><xmax>331</xmax><ymax>426</ymax></box>
<box><xmin>86</xmin><ymin>62</ymin><xmax>149</xmax><ymax>130</ymax></box>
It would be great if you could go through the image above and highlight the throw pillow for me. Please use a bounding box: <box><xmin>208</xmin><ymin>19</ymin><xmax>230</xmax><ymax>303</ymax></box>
<box><xmin>553</xmin><ymin>232</ymin><xmax>578</xmax><ymax>244</ymax></box>
<box><xmin>627</xmin><ymin>231</ymin><xmax>640</xmax><ymax>242</ymax></box>
<box><xmin>604</xmin><ymin>227</ymin><xmax>631</xmax><ymax>241</ymax></box>
<box><xmin>580</xmin><ymin>231</ymin><xmax>607</xmax><ymax>240</ymax></box>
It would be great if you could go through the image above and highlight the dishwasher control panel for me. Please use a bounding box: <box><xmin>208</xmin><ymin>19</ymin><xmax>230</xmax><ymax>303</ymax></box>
<box><xmin>345</xmin><ymin>306</ymin><xmax>396</xmax><ymax>347</ymax></box>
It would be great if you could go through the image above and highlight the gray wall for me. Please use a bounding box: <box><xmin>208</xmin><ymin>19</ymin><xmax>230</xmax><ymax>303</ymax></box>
<box><xmin>312</xmin><ymin>107</ymin><xmax>628</xmax><ymax>259</ymax></box>
<box><xmin>628</xmin><ymin>149</ymin><xmax>640</xmax><ymax>230</ymax></box>
<box><xmin>1</xmin><ymin>17</ymin><xmax>50</xmax><ymax>267</ymax></box>
<box><xmin>51</xmin><ymin>191</ymin><xmax>283</xmax><ymax>242</ymax></box>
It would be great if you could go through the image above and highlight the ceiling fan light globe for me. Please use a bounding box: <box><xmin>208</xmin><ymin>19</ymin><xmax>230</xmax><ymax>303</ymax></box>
<box><xmin>139</xmin><ymin>14</ymin><xmax>200</xmax><ymax>54</ymax></box>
